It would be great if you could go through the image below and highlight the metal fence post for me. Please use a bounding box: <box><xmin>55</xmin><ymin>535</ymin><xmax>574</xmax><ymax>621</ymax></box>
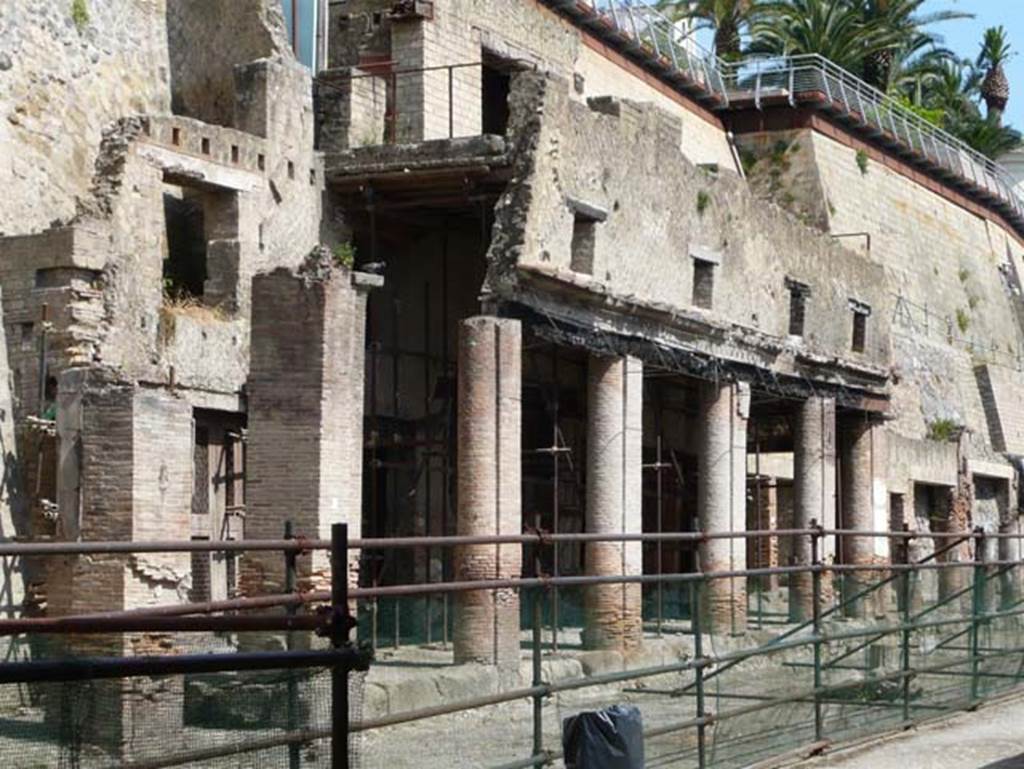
<box><xmin>532</xmin><ymin>587</ymin><xmax>544</xmax><ymax>761</ymax></box>
<box><xmin>331</xmin><ymin>523</ymin><xmax>350</xmax><ymax>769</ymax></box>
<box><xmin>285</xmin><ymin>521</ymin><xmax>300</xmax><ymax>769</ymax></box>
<box><xmin>898</xmin><ymin>527</ymin><xmax>912</xmax><ymax>725</ymax></box>
<box><xmin>810</xmin><ymin>521</ymin><xmax>823</xmax><ymax>742</ymax></box>
<box><xmin>692</xmin><ymin>577</ymin><xmax>707</xmax><ymax>769</ymax></box>
<box><xmin>970</xmin><ymin>527</ymin><xmax>987</xmax><ymax>704</ymax></box>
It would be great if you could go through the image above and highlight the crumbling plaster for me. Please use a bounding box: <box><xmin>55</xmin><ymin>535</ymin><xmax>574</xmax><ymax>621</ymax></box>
<box><xmin>811</xmin><ymin>130</ymin><xmax>1024</xmax><ymax>435</ymax></box>
<box><xmin>331</xmin><ymin>0</ymin><xmax>736</xmax><ymax>167</ymax></box>
<box><xmin>489</xmin><ymin>73</ymin><xmax>891</xmax><ymax>388</ymax></box>
<box><xmin>0</xmin><ymin>0</ymin><xmax>172</xmax><ymax>235</ymax></box>
<box><xmin>167</xmin><ymin>0</ymin><xmax>292</xmax><ymax>127</ymax></box>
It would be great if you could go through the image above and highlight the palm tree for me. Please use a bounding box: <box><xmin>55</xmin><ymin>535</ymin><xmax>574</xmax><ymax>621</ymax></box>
<box><xmin>885</xmin><ymin>35</ymin><xmax>956</xmax><ymax>103</ymax></box>
<box><xmin>978</xmin><ymin>26</ymin><xmax>1013</xmax><ymax>123</ymax></box>
<box><xmin>856</xmin><ymin>0</ymin><xmax>970</xmax><ymax>90</ymax></box>
<box><xmin>658</xmin><ymin>0</ymin><xmax>758</xmax><ymax>61</ymax></box>
<box><xmin>748</xmin><ymin>0</ymin><xmax>898</xmax><ymax>75</ymax></box>
<box><xmin>955</xmin><ymin>113</ymin><xmax>1022</xmax><ymax>159</ymax></box>
<box><xmin>920</xmin><ymin>57</ymin><xmax>980</xmax><ymax>124</ymax></box>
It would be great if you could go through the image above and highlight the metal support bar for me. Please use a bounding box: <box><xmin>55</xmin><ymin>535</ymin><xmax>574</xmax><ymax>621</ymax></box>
<box><xmin>531</xmin><ymin>586</ymin><xmax>545</xmax><ymax>761</ymax></box>
<box><xmin>899</xmin><ymin>525</ymin><xmax>912</xmax><ymax>724</ymax></box>
<box><xmin>331</xmin><ymin>523</ymin><xmax>350</xmax><ymax>769</ymax></box>
<box><xmin>692</xmin><ymin>577</ymin><xmax>707</xmax><ymax>769</ymax></box>
<box><xmin>285</xmin><ymin>521</ymin><xmax>301</xmax><ymax>769</ymax></box>
<box><xmin>970</xmin><ymin>527</ymin><xmax>987</xmax><ymax>703</ymax></box>
<box><xmin>810</xmin><ymin>522</ymin><xmax>823</xmax><ymax>741</ymax></box>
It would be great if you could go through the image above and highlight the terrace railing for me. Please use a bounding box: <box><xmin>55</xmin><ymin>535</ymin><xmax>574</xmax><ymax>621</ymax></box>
<box><xmin>721</xmin><ymin>54</ymin><xmax>1024</xmax><ymax>220</ymax></box>
<box><xmin>560</xmin><ymin>0</ymin><xmax>731</xmax><ymax>102</ymax></box>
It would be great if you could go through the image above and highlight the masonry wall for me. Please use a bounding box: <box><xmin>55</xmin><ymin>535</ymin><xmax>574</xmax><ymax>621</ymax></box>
<box><xmin>573</xmin><ymin>43</ymin><xmax>736</xmax><ymax>169</ymax></box>
<box><xmin>808</xmin><ymin>129</ymin><xmax>1024</xmax><ymax>452</ymax></box>
<box><xmin>0</xmin><ymin>291</ymin><xmax>24</xmax><ymax>663</ymax></box>
<box><xmin>51</xmin><ymin>373</ymin><xmax>192</xmax><ymax>620</ymax></box>
<box><xmin>491</xmin><ymin>74</ymin><xmax>890</xmax><ymax>385</ymax></box>
<box><xmin>167</xmin><ymin>0</ymin><xmax>291</xmax><ymax>126</ymax></box>
<box><xmin>244</xmin><ymin>257</ymin><xmax>373</xmax><ymax>595</ymax></box>
<box><xmin>735</xmin><ymin>123</ymin><xmax>1024</xmax><ymax>543</ymax></box>
<box><xmin>0</xmin><ymin>0</ymin><xmax>172</xmax><ymax>235</ymax></box>
<box><xmin>378</xmin><ymin>0</ymin><xmax>736</xmax><ymax>167</ymax></box>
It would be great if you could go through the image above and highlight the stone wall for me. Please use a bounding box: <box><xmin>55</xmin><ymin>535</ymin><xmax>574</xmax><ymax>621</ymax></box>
<box><xmin>0</xmin><ymin>60</ymin><xmax>323</xmax><ymax>407</ymax></box>
<box><xmin>0</xmin><ymin>0</ymin><xmax>172</xmax><ymax>235</ymax></box>
<box><xmin>340</xmin><ymin>0</ymin><xmax>737</xmax><ymax>167</ymax></box>
<box><xmin>316</xmin><ymin>67</ymin><xmax>389</xmax><ymax>151</ymax></box>
<box><xmin>491</xmin><ymin>74</ymin><xmax>890</xmax><ymax>389</ymax></box>
<box><xmin>51</xmin><ymin>370</ymin><xmax>192</xmax><ymax>621</ymax></box>
<box><xmin>166</xmin><ymin>0</ymin><xmax>291</xmax><ymax>127</ymax></box>
<box><xmin>739</xmin><ymin>124</ymin><xmax>1024</xmax><ymax>493</ymax></box>
<box><xmin>808</xmin><ymin>129</ymin><xmax>1024</xmax><ymax>447</ymax></box>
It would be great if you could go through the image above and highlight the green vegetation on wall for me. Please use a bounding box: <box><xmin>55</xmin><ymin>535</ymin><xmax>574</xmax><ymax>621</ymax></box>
<box><xmin>956</xmin><ymin>307</ymin><xmax>970</xmax><ymax>333</ymax></box>
<box><xmin>927</xmin><ymin>418</ymin><xmax>960</xmax><ymax>442</ymax></box>
<box><xmin>71</xmin><ymin>0</ymin><xmax>89</xmax><ymax>31</ymax></box>
<box><xmin>696</xmin><ymin>190</ymin><xmax>711</xmax><ymax>216</ymax></box>
<box><xmin>856</xmin><ymin>150</ymin><xmax>869</xmax><ymax>176</ymax></box>
<box><xmin>333</xmin><ymin>242</ymin><xmax>356</xmax><ymax>269</ymax></box>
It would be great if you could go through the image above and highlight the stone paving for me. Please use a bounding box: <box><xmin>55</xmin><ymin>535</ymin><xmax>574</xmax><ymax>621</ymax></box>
<box><xmin>796</xmin><ymin>693</ymin><xmax>1024</xmax><ymax>769</ymax></box>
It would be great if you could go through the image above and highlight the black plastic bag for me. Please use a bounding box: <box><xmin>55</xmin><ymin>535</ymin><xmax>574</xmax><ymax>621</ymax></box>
<box><xmin>562</xmin><ymin>704</ymin><xmax>644</xmax><ymax>768</ymax></box>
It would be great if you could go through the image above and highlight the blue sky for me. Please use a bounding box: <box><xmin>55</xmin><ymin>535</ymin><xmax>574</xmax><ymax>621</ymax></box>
<box><xmin>927</xmin><ymin>1</ymin><xmax>1024</xmax><ymax>128</ymax></box>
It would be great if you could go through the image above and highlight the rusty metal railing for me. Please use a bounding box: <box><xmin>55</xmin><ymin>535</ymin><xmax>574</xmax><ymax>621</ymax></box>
<box><xmin>1</xmin><ymin>525</ymin><xmax>1023</xmax><ymax>767</ymax></box>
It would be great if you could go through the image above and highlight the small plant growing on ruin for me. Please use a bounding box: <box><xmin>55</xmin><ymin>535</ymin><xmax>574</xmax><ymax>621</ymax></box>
<box><xmin>827</xmin><ymin>200</ymin><xmax>837</xmax><ymax>216</ymax></box>
<box><xmin>856</xmin><ymin>150</ymin><xmax>869</xmax><ymax>175</ymax></box>
<box><xmin>333</xmin><ymin>242</ymin><xmax>356</xmax><ymax>269</ymax></box>
<box><xmin>770</xmin><ymin>140</ymin><xmax>789</xmax><ymax>166</ymax></box>
<box><xmin>956</xmin><ymin>307</ymin><xmax>970</xmax><ymax>333</ymax></box>
<box><xmin>958</xmin><ymin>268</ymin><xmax>971</xmax><ymax>283</ymax></box>
<box><xmin>927</xmin><ymin>418</ymin><xmax>959</xmax><ymax>442</ymax></box>
<box><xmin>968</xmin><ymin>295</ymin><xmax>980</xmax><ymax>310</ymax></box>
<box><xmin>739</xmin><ymin>148</ymin><xmax>758</xmax><ymax>176</ymax></box>
<box><xmin>696</xmin><ymin>190</ymin><xmax>711</xmax><ymax>216</ymax></box>
<box><xmin>71</xmin><ymin>0</ymin><xmax>89</xmax><ymax>31</ymax></box>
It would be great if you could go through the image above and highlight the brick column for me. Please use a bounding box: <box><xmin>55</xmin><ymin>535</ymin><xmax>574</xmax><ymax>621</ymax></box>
<box><xmin>50</xmin><ymin>369</ymin><xmax>193</xmax><ymax>755</ymax></box>
<box><xmin>244</xmin><ymin>254</ymin><xmax>378</xmax><ymax>597</ymax></box>
<box><xmin>698</xmin><ymin>380</ymin><xmax>750</xmax><ymax>635</ymax></box>
<box><xmin>582</xmin><ymin>355</ymin><xmax>643</xmax><ymax>650</ymax></box>
<box><xmin>840</xmin><ymin>415</ymin><xmax>885</xmax><ymax>617</ymax></box>
<box><xmin>453</xmin><ymin>317</ymin><xmax>522</xmax><ymax>669</ymax></box>
<box><xmin>791</xmin><ymin>396</ymin><xmax>836</xmax><ymax>623</ymax></box>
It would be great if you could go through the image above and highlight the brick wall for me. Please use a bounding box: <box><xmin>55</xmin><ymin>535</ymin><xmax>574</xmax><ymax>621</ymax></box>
<box><xmin>317</xmin><ymin>68</ymin><xmax>389</xmax><ymax>151</ymax></box>
<box><xmin>244</xmin><ymin>256</ymin><xmax>374</xmax><ymax>596</ymax></box>
<box><xmin>380</xmin><ymin>0</ymin><xmax>736</xmax><ymax>166</ymax></box>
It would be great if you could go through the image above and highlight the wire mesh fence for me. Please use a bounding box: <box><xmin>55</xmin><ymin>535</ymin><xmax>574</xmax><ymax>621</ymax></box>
<box><xmin>1</xmin><ymin>527</ymin><xmax>1023</xmax><ymax>768</ymax></box>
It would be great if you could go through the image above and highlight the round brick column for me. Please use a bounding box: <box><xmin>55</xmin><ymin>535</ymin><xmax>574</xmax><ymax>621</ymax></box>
<box><xmin>582</xmin><ymin>354</ymin><xmax>643</xmax><ymax>650</ymax></box>
<box><xmin>698</xmin><ymin>380</ymin><xmax>750</xmax><ymax>635</ymax></box>
<box><xmin>791</xmin><ymin>396</ymin><xmax>836</xmax><ymax>623</ymax></box>
<box><xmin>453</xmin><ymin>316</ymin><xmax>522</xmax><ymax>669</ymax></box>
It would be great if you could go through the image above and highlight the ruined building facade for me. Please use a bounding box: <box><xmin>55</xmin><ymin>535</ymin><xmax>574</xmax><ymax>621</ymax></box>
<box><xmin>3</xmin><ymin>0</ymin><xmax>1024</xmax><ymax>730</ymax></box>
